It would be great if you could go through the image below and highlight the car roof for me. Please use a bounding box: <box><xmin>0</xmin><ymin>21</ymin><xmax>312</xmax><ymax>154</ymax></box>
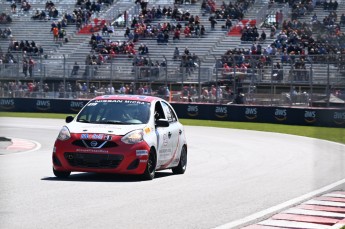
<box><xmin>93</xmin><ymin>95</ymin><xmax>161</xmax><ymax>103</ymax></box>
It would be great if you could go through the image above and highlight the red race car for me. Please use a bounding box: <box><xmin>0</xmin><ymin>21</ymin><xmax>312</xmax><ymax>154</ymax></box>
<box><xmin>52</xmin><ymin>95</ymin><xmax>187</xmax><ymax>180</ymax></box>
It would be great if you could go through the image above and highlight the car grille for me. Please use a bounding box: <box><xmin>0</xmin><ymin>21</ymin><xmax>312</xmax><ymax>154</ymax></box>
<box><xmin>64</xmin><ymin>152</ymin><xmax>123</xmax><ymax>169</ymax></box>
<box><xmin>72</xmin><ymin>140</ymin><xmax>118</xmax><ymax>148</ymax></box>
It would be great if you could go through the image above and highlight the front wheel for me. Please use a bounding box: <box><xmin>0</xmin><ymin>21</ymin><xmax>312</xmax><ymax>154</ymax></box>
<box><xmin>172</xmin><ymin>146</ymin><xmax>187</xmax><ymax>174</ymax></box>
<box><xmin>53</xmin><ymin>167</ymin><xmax>71</xmax><ymax>179</ymax></box>
<box><xmin>142</xmin><ymin>149</ymin><xmax>157</xmax><ymax>180</ymax></box>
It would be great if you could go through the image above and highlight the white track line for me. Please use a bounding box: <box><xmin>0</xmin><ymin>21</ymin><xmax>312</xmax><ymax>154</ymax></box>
<box><xmin>213</xmin><ymin>178</ymin><xmax>345</xmax><ymax>229</ymax></box>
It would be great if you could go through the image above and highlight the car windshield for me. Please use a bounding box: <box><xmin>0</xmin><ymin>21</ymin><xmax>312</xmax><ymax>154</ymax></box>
<box><xmin>76</xmin><ymin>99</ymin><xmax>151</xmax><ymax>125</ymax></box>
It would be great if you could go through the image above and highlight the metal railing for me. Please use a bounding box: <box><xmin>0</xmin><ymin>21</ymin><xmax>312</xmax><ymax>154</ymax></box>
<box><xmin>0</xmin><ymin>53</ymin><xmax>344</xmax><ymax>107</ymax></box>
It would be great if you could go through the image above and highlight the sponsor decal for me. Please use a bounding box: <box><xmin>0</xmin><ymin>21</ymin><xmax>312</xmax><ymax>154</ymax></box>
<box><xmin>0</xmin><ymin>99</ymin><xmax>15</xmax><ymax>110</ymax></box>
<box><xmin>136</xmin><ymin>150</ymin><xmax>148</xmax><ymax>156</ymax></box>
<box><xmin>36</xmin><ymin>100</ymin><xmax>51</xmax><ymax>111</ymax></box>
<box><xmin>215</xmin><ymin>106</ymin><xmax>228</xmax><ymax>118</ymax></box>
<box><xmin>140</xmin><ymin>160</ymin><xmax>148</xmax><ymax>163</ymax></box>
<box><xmin>87</xmin><ymin>102</ymin><xmax>97</xmax><ymax>106</ymax></box>
<box><xmin>80</xmin><ymin>133</ymin><xmax>104</xmax><ymax>140</ymax></box>
<box><xmin>159</xmin><ymin>148</ymin><xmax>172</xmax><ymax>159</ymax></box>
<box><xmin>70</xmin><ymin>101</ymin><xmax>85</xmax><ymax>112</ymax></box>
<box><xmin>93</xmin><ymin>99</ymin><xmax>147</xmax><ymax>105</ymax></box>
<box><xmin>75</xmin><ymin>148</ymin><xmax>108</xmax><ymax>153</ymax></box>
<box><xmin>274</xmin><ymin>108</ymin><xmax>287</xmax><ymax>121</ymax></box>
<box><xmin>104</xmin><ymin>135</ymin><xmax>112</xmax><ymax>141</ymax></box>
<box><xmin>81</xmin><ymin>134</ymin><xmax>89</xmax><ymax>139</ymax></box>
<box><xmin>187</xmin><ymin>105</ymin><xmax>198</xmax><ymax>117</ymax></box>
<box><xmin>334</xmin><ymin>111</ymin><xmax>345</xmax><ymax>125</ymax></box>
<box><xmin>304</xmin><ymin>110</ymin><xmax>317</xmax><ymax>123</ymax></box>
<box><xmin>245</xmin><ymin>107</ymin><xmax>257</xmax><ymax>120</ymax></box>
<box><xmin>144</xmin><ymin>127</ymin><xmax>151</xmax><ymax>134</ymax></box>
<box><xmin>163</xmin><ymin>133</ymin><xmax>168</xmax><ymax>146</ymax></box>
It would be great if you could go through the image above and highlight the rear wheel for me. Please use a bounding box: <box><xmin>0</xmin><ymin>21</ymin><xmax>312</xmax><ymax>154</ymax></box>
<box><xmin>53</xmin><ymin>167</ymin><xmax>71</xmax><ymax>179</ymax></box>
<box><xmin>172</xmin><ymin>146</ymin><xmax>187</xmax><ymax>174</ymax></box>
<box><xmin>142</xmin><ymin>149</ymin><xmax>157</xmax><ymax>180</ymax></box>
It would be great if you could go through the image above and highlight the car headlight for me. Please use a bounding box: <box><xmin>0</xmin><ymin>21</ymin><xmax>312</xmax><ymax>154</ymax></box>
<box><xmin>121</xmin><ymin>129</ymin><xmax>143</xmax><ymax>144</ymax></box>
<box><xmin>57</xmin><ymin>126</ymin><xmax>71</xmax><ymax>141</ymax></box>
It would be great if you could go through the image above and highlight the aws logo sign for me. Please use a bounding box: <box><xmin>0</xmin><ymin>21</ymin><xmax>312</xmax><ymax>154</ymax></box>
<box><xmin>36</xmin><ymin>100</ymin><xmax>51</xmax><ymax>111</ymax></box>
<box><xmin>245</xmin><ymin>107</ymin><xmax>257</xmax><ymax>120</ymax></box>
<box><xmin>0</xmin><ymin>99</ymin><xmax>15</xmax><ymax>110</ymax></box>
<box><xmin>70</xmin><ymin>101</ymin><xmax>85</xmax><ymax>112</ymax></box>
<box><xmin>187</xmin><ymin>105</ymin><xmax>198</xmax><ymax>117</ymax></box>
<box><xmin>304</xmin><ymin>110</ymin><xmax>317</xmax><ymax>123</ymax></box>
<box><xmin>274</xmin><ymin>108</ymin><xmax>287</xmax><ymax>121</ymax></box>
<box><xmin>215</xmin><ymin>106</ymin><xmax>228</xmax><ymax>118</ymax></box>
<box><xmin>333</xmin><ymin>112</ymin><xmax>345</xmax><ymax>125</ymax></box>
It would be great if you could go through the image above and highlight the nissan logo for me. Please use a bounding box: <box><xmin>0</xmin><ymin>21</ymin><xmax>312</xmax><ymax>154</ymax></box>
<box><xmin>90</xmin><ymin>141</ymin><xmax>98</xmax><ymax>147</ymax></box>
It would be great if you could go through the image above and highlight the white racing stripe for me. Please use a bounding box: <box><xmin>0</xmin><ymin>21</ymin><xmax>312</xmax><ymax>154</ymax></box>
<box><xmin>258</xmin><ymin>219</ymin><xmax>331</xmax><ymax>229</ymax></box>
<box><xmin>305</xmin><ymin>200</ymin><xmax>345</xmax><ymax>208</ymax></box>
<box><xmin>213</xmin><ymin>178</ymin><xmax>345</xmax><ymax>229</ymax></box>
<box><xmin>282</xmin><ymin>208</ymin><xmax>345</xmax><ymax>218</ymax></box>
<box><xmin>323</xmin><ymin>193</ymin><xmax>345</xmax><ymax>198</ymax></box>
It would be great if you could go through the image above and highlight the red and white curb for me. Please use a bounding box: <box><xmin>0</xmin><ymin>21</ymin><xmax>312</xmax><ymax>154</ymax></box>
<box><xmin>5</xmin><ymin>138</ymin><xmax>39</xmax><ymax>152</ymax></box>
<box><xmin>214</xmin><ymin>179</ymin><xmax>345</xmax><ymax>229</ymax></box>
<box><xmin>243</xmin><ymin>192</ymin><xmax>345</xmax><ymax>229</ymax></box>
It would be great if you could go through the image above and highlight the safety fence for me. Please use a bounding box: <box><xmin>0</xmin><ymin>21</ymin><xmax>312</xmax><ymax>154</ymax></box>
<box><xmin>0</xmin><ymin>53</ymin><xmax>344</xmax><ymax>107</ymax></box>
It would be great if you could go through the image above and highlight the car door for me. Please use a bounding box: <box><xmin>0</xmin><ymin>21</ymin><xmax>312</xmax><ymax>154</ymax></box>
<box><xmin>158</xmin><ymin>101</ymin><xmax>181</xmax><ymax>168</ymax></box>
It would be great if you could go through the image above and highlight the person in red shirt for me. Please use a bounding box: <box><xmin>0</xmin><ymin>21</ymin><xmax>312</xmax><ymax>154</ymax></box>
<box><xmin>184</xmin><ymin>26</ymin><xmax>191</xmax><ymax>37</ymax></box>
<box><xmin>52</xmin><ymin>27</ymin><xmax>59</xmax><ymax>42</ymax></box>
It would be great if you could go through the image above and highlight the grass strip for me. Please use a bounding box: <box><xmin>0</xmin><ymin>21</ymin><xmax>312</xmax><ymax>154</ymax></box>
<box><xmin>1</xmin><ymin>112</ymin><xmax>344</xmax><ymax>144</ymax></box>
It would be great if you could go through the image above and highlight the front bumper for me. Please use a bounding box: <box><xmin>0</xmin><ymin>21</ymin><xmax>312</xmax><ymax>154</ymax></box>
<box><xmin>52</xmin><ymin>135</ymin><xmax>150</xmax><ymax>175</ymax></box>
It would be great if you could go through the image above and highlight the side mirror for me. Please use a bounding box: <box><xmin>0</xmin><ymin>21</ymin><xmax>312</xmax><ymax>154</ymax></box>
<box><xmin>65</xmin><ymin>116</ymin><xmax>74</xmax><ymax>123</ymax></box>
<box><xmin>156</xmin><ymin>119</ymin><xmax>169</xmax><ymax>127</ymax></box>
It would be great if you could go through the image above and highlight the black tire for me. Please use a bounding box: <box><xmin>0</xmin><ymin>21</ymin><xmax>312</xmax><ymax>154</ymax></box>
<box><xmin>53</xmin><ymin>167</ymin><xmax>71</xmax><ymax>179</ymax></box>
<box><xmin>142</xmin><ymin>149</ymin><xmax>156</xmax><ymax>180</ymax></box>
<box><xmin>172</xmin><ymin>146</ymin><xmax>187</xmax><ymax>174</ymax></box>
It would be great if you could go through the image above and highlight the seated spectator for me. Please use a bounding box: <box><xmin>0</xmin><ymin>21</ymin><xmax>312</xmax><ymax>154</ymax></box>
<box><xmin>11</xmin><ymin>1</ymin><xmax>17</xmax><ymax>13</ymax></box>
<box><xmin>157</xmin><ymin>32</ymin><xmax>165</xmax><ymax>44</ymax></box>
<box><xmin>270</xmin><ymin>25</ymin><xmax>276</xmax><ymax>38</ymax></box>
<box><xmin>225</xmin><ymin>18</ymin><xmax>232</xmax><ymax>30</ymax></box>
<box><xmin>163</xmin><ymin>32</ymin><xmax>169</xmax><ymax>44</ymax></box>
<box><xmin>200</xmin><ymin>25</ymin><xmax>205</xmax><ymax>36</ymax></box>
<box><xmin>173</xmin><ymin>29</ymin><xmax>181</xmax><ymax>40</ymax></box>
<box><xmin>48</xmin><ymin>7</ymin><xmax>59</xmax><ymax>18</ymax></box>
<box><xmin>21</xmin><ymin>0</ymin><xmax>32</xmax><ymax>11</ymax></box>
<box><xmin>108</xmin><ymin>23</ymin><xmax>115</xmax><ymax>34</ymax></box>
<box><xmin>138</xmin><ymin>43</ymin><xmax>149</xmax><ymax>55</ymax></box>
<box><xmin>259</xmin><ymin>30</ymin><xmax>266</xmax><ymax>42</ymax></box>
<box><xmin>340</xmin><ymin>13</ymin><xmax>345</xmax><ymax>26</ymax></box>
<box><xmin>0</xmin><ymin>13</ymin><xmax>12</xmax><ymax>24</ymax></box>
<box><xmin>102</xmin><ymin>23</ymin><xmax>108</xmax><ymax>36</ymax></box>
<box><xmin>71</xmin><ymin>62</ymin><xmax>80</xmax><ymax>76</ymax></box>
<box><xmin>184</xmin><ymin>26</ymin><xmax>191</xmax><ymax>37</ymax></box>
<box><xmin>173</xmin><ymin>47</ymin><xmax>180</xmax><ymax>60</ymax></box>
<box><xmin>45</xmin><ymin>1</ymin><xmax>55</xmax><ymax>10</ymax></box>
<box><xmin>32</xmin><ymin>10</ymin><xmax>46</xmax><ymax>20</ymax></box>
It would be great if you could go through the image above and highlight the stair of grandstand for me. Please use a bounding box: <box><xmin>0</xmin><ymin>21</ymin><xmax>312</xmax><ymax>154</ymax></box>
<box><xmin>261</xmin><ymin>2</ymin><xmax>345</xmax><ymax>86</ymax></box>
<box><xmin>1</xmin><ymin>0</ymin><xmax>344</xmax><ymax>91</ymax></box>
<box><xmin>198</xmin><ymin>0</ymin><xmax>272</xmax><ymax>83</ymax></box>
<box><xmin>47</xmin><ymin>0</ymin><xmax>234</xmax><ymax>83</ymax></box>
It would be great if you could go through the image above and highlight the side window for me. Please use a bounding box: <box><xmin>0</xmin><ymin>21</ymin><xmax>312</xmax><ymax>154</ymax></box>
<box><xmin>161</xmin><ymin>101</ymin><xmax>177</xmax><ymax>123</ymax></box>
<box><xmin>154</xmin><ymin>101</ymin><xmax>165</xmax><ymax>121</ymax></box>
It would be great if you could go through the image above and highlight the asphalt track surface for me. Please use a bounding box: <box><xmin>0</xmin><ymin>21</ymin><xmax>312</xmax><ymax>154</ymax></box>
<box><xmin>0</xmin><ymin>117</ymin><xmax>345</xmax><ymax>229</ymax></box>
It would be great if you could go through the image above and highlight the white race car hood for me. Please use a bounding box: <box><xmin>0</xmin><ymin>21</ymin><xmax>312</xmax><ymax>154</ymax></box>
<box><xmin>67</xmin><ymin>122</ymin><xmax>147</xmax><ymax>136</ymax></box>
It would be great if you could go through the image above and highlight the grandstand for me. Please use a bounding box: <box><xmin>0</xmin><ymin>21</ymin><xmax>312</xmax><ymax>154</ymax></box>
<box><xmin>0</xmin><ymin>0</ymin><xmax>344</xmax><ymax>106</ymax></box>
